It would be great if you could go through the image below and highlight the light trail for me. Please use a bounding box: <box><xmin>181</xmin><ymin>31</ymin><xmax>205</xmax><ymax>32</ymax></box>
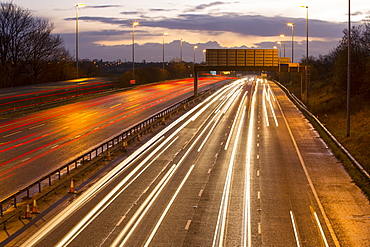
<box><xmin>213</xmin><ymin>101</ymin><xmax>246</xmax><ymax>247</ymax></box>
<box><xmin>224</xmin><ymin>86</ymin><xmax>248</xmax><ymax>151</ymax></box>
<box><xmin>275</xmin><ymin>86</ymin><xmax>341</xmax><ymax>247</ymax></box>
<box><xmin>143</xmin><ymin>165</ymin><xmax>195</xmax><ymax>247</ymax></box>
<box><xmin>262</xmin><ymin>84</ymin><xmax>270</xmax><ymax>126</ymax></box>
<box><xmin>266</xmin><ymin>84</ymin><xmax>279</xmax><ymax>126</ymax></box>
<box><xmin>243</xmin><ymin>79</ymin><xmax>258</xmax><ymax>247</ymax></box>
<box><xmin>21</xmin><ymin>79</ymin><xmax>237</xmax><ymax>247</ymax></box>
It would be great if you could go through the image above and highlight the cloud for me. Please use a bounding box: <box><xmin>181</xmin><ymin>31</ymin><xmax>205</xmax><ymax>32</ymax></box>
<box><xmin>187</xmin><ymin>1</ymin><xmax>231</xmax><ymax>12</ymax></box>
<box><xmin>65</xmin><ymin>16</ymin><xmax>131</xmax><ymax>27</ymax></box>
<box><xmin>149</xmin><ymin>8</ymin><xmax>177</xmax><ymax>12</ymax></box>
<box><xmin>84</xmin><ymin>5</ymin><xmax>123</xmax><ymax>9</ymax></box>
<box><xmin>140</xmin><ymin>14</ymin><xmax>347</xmax><ymax>38</ymax></box>
<box><xmin>67</xmin><ymin>13</ymin><xmax>347</xmax><ymax>39</ymax></box>
<box><xmin>120</xmin><ymin>11</ymin><xmax>145</xmax><ymax>15</ymax></box>
<box><xmin>60</xmin><ymin>12</ymin><xmax>351</xmax><ymax>62</ymax></box>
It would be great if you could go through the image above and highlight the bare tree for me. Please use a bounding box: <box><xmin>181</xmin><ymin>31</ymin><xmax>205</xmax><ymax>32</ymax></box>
<box><xmin>0</xmin><ymin>2</ymin><xmax>71</xmax><ymax>87</ymax></box>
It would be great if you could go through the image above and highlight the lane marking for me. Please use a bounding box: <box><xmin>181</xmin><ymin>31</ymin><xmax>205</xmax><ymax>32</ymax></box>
<box><xmin>290</xmin><ymin>211</ymin><xmax>301</xmax><ymax>247</ymax></box>
<box><xmin>185</xmin><ymin>220</ymin><xmax>192</xmax><ymax>230</ymax></box>
<box><xmin>51</xmin><ymin>144</ymin><xmax>59</xmax><ymax>149</ymax></box>
<box><xmin>198</xmin><ymin>189</ymin><xmax>204</xmax><ymax>197</ymax></box>
<box><xmin>29</xmin><ymin>124</ymin><xmax>45</xmax><ymax>129</ymax></box>
<box><xmin>3</xmin><ymin>131</ymin><xmax>22</xmax><ymax>138</ymax></box>
<box><xmin>144</xmin><ymin>165</ymin><xmax>195</xmax><ymax>247</ymax></box>
<box><xmin>276</xmin><ymin>90</ymin><xmax>340</xmax><ymax>247</ymax></box>
<box><xmin>213</xmin><ymin>106</ymin><xmax>246</xmax><ymax>247</ymax></box>
<box><xmin>314</xmin><ymin>212</ymin><xmax>330</xmax><ymax>247</ymax></box>
<box><xmin>110</xmin><ymin>103</ymin><xmax>122</xmax><ymax>109</ymax></box>
<box><xmin>116</xmin><ymin>216</ymin><xmax>126</xmax><ymax>227</ymax></box>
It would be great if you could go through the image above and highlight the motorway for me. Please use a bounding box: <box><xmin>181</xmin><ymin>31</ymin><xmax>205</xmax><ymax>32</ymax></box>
<box><xmin>0</xmin><ymin>77</ymin><xmax>229</xmax><ymax>200</ymax></box>
<box><xmin>15</xmin><ymin>78</ymin><xmax>359</xmax><ymax>246</ymax></box>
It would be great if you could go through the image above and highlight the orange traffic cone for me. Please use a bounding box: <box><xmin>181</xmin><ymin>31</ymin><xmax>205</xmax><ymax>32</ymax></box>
<box><xmin>122</xmin><ymin>141</ymin><xmax>128</xmax><ymax>151</ymax></box>
<box><xmin>31</xmin><ymin>196</ymin><xmax>39</xmax><ymax>214</ymax></box>
<box><xmin>106</xmin><ymin>149</ymin><xmax>111</xmax><ymax>161</ymax></box>
<box><xmin>161</xmin><ymin>117</ymin><xmax>166</xmax><ymax>125</ymax></box>
<box><xmin>23</xmin><ymin>204</ymin><xmax>32</xmax><ymax>219</ymax></box>
<box><xmin>68</xmin><ymin>178</ymin><xmax>76</xmax><ymax>194</ymax></box>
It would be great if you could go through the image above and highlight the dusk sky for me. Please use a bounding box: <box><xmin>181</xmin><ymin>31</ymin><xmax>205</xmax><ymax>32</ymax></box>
<box><xmin>10</xmin><ymin>0</ymin><xmax>370</xmax><ymax>63</ymax></box>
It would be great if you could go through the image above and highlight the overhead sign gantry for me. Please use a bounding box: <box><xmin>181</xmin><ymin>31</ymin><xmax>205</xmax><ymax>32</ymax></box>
<box><xmin>193</xmin><ymin>48</ymin><xmax>303</xmax><ymax>96</ymax></box>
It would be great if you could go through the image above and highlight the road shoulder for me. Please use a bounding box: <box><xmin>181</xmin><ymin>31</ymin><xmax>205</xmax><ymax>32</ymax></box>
<box><xmin>271</xmin><ymin>82</ymin><xmax>370</xmax><ymax>246</ymax></box>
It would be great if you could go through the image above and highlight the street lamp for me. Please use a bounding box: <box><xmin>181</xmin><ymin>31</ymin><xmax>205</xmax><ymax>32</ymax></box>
<box><xmin>287</xmin><ymin>23</ymin><xmax>294</xmax><ymax>63</ymax></box>
<box><xmin>180</xmin><ymin>39</ymin><xmax>184</xmax><ymax>62</ymax></box>
<box><xmin>193</xmin><ymin>46</ymin><xmax>198</xmax><ymax>64</ymax></box>
<box><xmin>203</xmin><ymin>49</ymin><xmax>206</xmax><ymax>64</ymax></box>
<box><xmin>75</xmin><ymin>4</ymin><xmax>84</xmax><ymax>79</ymax></box>
<box><xmin>280</xmin><ymin>34</ymin><xmax>286</xmax><ymax>57</ymax></box>
<box><xmin>162</xmin><ymin>33</ymin><xmax>168</xmax><ymax>79</ymax></box>
<box><xmin>162</xmin><ymin>32</ymin><xmax>168</xmax><ymax>78</ymax></box>
<box><xmin>347</xmin><ymin>0</ymin><xmax>351</xmax><ymax>137</ymax></box>
<box><xmin>132</xmin><ymin>21</ymin><xmax>139</xmax><ymax>80</ymax></box>
<box><xmin>300</xmin><ymin>5</ymin><xmax>309</xmax><ymax>103</ymax></box>
<box><xmin>277</xmin><ymin>41</ymin><xmax>282</xmax><ymax>57</ymax></box>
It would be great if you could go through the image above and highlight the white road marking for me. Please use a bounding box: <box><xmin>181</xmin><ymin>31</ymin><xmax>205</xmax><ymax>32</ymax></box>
<box><xmin>290</xmin><ymin>211</ymin><xmax>301</xmax><ymax>247</ymax></box>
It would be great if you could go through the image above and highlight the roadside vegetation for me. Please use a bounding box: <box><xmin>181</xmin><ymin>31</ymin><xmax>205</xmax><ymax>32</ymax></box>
<box><xmin>276</xmin><ymin>17</ymin><xmax>370</xmax><ymax>197</ymax></box>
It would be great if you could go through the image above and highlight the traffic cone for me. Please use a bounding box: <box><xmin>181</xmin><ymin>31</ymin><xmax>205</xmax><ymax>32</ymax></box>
<box><xmin>23</xmin><ymin>204</ymin><xmax>32</xmax><ymax>219</ymax></box>
<box><xmin>122</xmin><ymin>141</ymin><xmax>128</xmax><ymax>151</ymax></box>
<box><xmin>161</xmin><ymin>117</ymin><xmax>166</xmax><ymax>125</ymax></box>
<box><xmin>31</xmin><ymin>196</ymin><xmax>39</xmax><ymax>214</ymax></box>
<box><xmin>106</xmin><ymin>149</ymin><xmax>111</xmax><ymax>161</ymax></box>
<box><xmin>68</xmin><ymin>178</ymin><xmax>76</xmax><ymax>193</ymax></box>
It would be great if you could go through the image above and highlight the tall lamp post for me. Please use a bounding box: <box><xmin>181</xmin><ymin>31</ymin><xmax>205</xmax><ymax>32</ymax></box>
<box><xmin>193</xmin><ymin>46</ymin><xmax>198</xmax><ymax>64</ymax></box>
<box><xmin>301</xmin><ymin>6</ymin><xmax>309</xmax><ymax>103</ymax></box>
<box><xmin>162</xmin><ymin>33</ymin><xmax>168</xmax><ymax>78</ymax></box>
<box><xmin>180</xmin><ymin>39</ymin><xmax>184</xmax><ymax>78</ymax></box>
<box><xmin>287</xmin><ymin>23</ymin><xmax>295</xmax><ymax>63</ymax></box>
<box><xmin>75</xmin><ymin>4</ymin><xmax>84</xmax><ymax>79</ymax></box>
<box><xmin>132</xmin><ymin>21</ymin><xmax>139</xmax><ymax>80</ymax></box>
<box><xmin>277</xmin><ymin>42</ymin><xmax>282</xmax><ymax>57</ymax></box>
<box><xmin>280</xmin><ymin>34</ymin><xmax>286</xmax><ymax>57</ymax></box>
<box><xmin>180</xmin><ymin>39</ymin><xmax>184</xmax><ymax>62</ymax></box>
<box><xmin>347</xmin><ymin>0</ymin><xmax>351</xmax><ymax>137</ymax></box>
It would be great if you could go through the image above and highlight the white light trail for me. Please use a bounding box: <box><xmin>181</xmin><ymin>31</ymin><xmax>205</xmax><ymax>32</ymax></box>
<box><xmin>143</xmin><ymin>165</ymin><xmax>195</xmax><ymax>247</ymax></box>
<box><xmin>243</xmin><ymin>79</ymin><xmax>258</xmax><ymax>247</ymax></box>
<box><xmin>262</xmin><ymin>84</ymin><xmax>270</xmax><ymax>126</ymax></box>
<box><xmin>213</xmin><ymin>106</ymin><xmax>246</xmax><ymax>247</ymax></box>
<box><xmin>21</xmin><ymin>81</ymin><xmax>242</xmax><ymax>247</ymax></box>
<box><xmin>224</xmin><ymin>91</ymin><xmax>248</xmax><ymax>151</ymax></box>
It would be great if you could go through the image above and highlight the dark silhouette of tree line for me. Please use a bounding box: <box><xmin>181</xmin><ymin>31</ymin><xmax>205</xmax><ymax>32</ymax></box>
<box><xmin>301</xmin><ymin>17</ymin><xmax>370</xmax><ymax>105</ymax></box>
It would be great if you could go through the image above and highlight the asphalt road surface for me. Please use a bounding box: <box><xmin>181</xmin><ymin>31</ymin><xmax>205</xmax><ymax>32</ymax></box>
<box><xmin>0</xmin><ymin>77</ymin><xmax>229</xmax><ymax>200</ymax></box>
<box><xmin>14</xmin><ymin>78</ymin><xmax>369</xmax><ymax>247</ymax></box>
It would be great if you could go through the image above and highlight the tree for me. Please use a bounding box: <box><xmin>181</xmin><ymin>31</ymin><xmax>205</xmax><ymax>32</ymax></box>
<box><xmin>330</xmin><ymin>22</ymin><xmax>370</xmax><ymax>97</ymax></box>
<box><xmin>0</xmin><ymin>2</ymin><xmax>72</xmax><ymax>87</ymax></box>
